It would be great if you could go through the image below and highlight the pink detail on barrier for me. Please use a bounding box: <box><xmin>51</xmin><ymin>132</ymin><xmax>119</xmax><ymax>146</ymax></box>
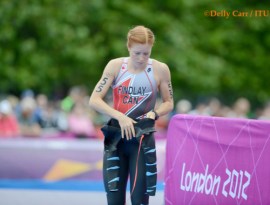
<box><xmin>165</xmin><ymin>114</ymin><xmax>270</xmax><ymax>205</ymax></box>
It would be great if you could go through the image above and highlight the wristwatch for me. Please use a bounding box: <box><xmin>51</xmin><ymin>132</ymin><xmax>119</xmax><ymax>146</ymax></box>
<box><xmin>152</xmin><ymin>110</ymin><xmax>159</xmax><ymax>120</ymax></box>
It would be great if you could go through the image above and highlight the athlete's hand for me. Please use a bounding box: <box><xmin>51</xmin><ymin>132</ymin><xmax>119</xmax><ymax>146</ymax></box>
<box><xmin>117</xmin><ymin>114</ymin><xmax>137</xmax><ymax>140</ymax></box>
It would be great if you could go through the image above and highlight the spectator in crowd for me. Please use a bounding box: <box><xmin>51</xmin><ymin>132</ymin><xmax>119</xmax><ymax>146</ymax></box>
<box><xmin>61</xmin><ymin>85</ymin><xmax>88</xmax><ymax>113</ymax></box>
<box><xmin>68</xmin><ymin>102</ymin><xmax>97</xmax><ymax>138</ymax></box>
<box><xmin>175</xmin><ymin>99</ymin><xmax>192</xmax><ymax>114</ymax></box>
<box><xmin>34</xmin><ymin>93</ymin><xmax>49</xmax><ymax>127</ymax></box>
<box><xmin>189</xmin><ymin>101</ymin><xmax>209</xmax><ymax>116</ymax></box>
<box><xmin>17</xmin><ymin>97</ymin><xmax>41</xmax><ymax>137</ymax></box>
<box><xmin>217</xmin><ymin>105</ymin><xmax>233</xmax><ymax>118</ymax></box>
<box><xmin>227</xmin><ymin>97</ymin><xmax>251</xmax><ymax>118</ymax></box>
<box><xmin>34</xmin><ymin>94</ymin><xmax>63</xmax><ymax>134</ymax></box>
<box><xmin>258</xmin><ymin>101</ymin><xmax>270</xmax><ymax>120</ymax></box>
<box><xmin>6</xmin><ymin>95</ymin><xmax>19</xmax><ymax>113</ymax></box>
<box><xmin>21</xmin><ymin>89</ymin><xmax>35</xmax><ymax>99</ymax></box>
<box><xmin>205</xmin><ymin>97</ymin><xmax>222</xmax><ymax>116</ymax></box>
<box><xmin>38</xmin><ymin>101</ymin><xmax>65</xmax><ymax>136</ymax></box>
<box><xmin>0</xmin><ymin>100</ymin><xmax>19</xmax><ymax>138</ymax></box>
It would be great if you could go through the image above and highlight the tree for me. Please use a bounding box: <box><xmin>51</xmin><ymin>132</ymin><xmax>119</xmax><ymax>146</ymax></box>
<box><xmin>0</xmin><ymin>0</ymin><xmax>269</xmax><ymax>108</ymax></box>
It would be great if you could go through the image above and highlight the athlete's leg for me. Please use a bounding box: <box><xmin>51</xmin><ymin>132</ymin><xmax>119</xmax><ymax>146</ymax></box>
<box><xmin>128</xmin><ymin>140</ymin><xmax>149</xmax><ymax>205</ymax></box>
<box><xmin>103</xmin><ymin>141</ymin><xmax>129</xmax><ymax>205</ymax></box>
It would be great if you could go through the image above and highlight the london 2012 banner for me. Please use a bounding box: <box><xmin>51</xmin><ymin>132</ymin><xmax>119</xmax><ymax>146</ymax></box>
<box><xmin>164</xmin><ymin>114</ymin><xmax>270</xmax><ymax>205</ymax></box>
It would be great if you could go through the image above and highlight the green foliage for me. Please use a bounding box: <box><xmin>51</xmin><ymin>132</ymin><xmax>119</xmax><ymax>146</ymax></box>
<box><xmin>0</xmin><ymin>0</ymin><xmax>269</xmax><ymax>107</ymax></box>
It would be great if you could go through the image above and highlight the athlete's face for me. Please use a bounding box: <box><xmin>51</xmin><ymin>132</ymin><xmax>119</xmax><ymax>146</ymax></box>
<box><xmin>128</xmin><ymin>43</ymin><xmax>152</xmax><ymax>68</ymax></box>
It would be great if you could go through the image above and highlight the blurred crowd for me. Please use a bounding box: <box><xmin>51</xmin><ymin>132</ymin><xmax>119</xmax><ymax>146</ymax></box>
<box><xmin>1</xmin><ymin>86</ymin><xmax>270</xmax><ymax>139</ymax></box>
<box><xmin>0</xmin><ymin>86</ymin><xmax>106</xmax><ymax>139</ymax></box>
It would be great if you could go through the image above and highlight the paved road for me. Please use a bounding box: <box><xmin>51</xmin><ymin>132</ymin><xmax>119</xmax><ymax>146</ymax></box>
<box><xmin>0</xmin><ymin>189</ymin><xmax>164</xmax><ymax>205</ymax></box>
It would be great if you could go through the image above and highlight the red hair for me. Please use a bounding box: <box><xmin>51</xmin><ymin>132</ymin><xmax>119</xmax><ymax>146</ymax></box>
<box><xmin>127</xmin><ymin>25</ymin><xmax>155</xmax><ymax>47</ymax></box>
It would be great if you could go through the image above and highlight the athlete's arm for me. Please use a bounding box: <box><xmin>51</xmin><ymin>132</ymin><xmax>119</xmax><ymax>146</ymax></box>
<box><xmin>89</xmin><ymin>59</ymin><xmax>136</xmax><ymax>140</ymax></box>
<box><xmin>147</xmin><ymin>63</ymin><xmax>174</xmax><ymax>119</ymax></box>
